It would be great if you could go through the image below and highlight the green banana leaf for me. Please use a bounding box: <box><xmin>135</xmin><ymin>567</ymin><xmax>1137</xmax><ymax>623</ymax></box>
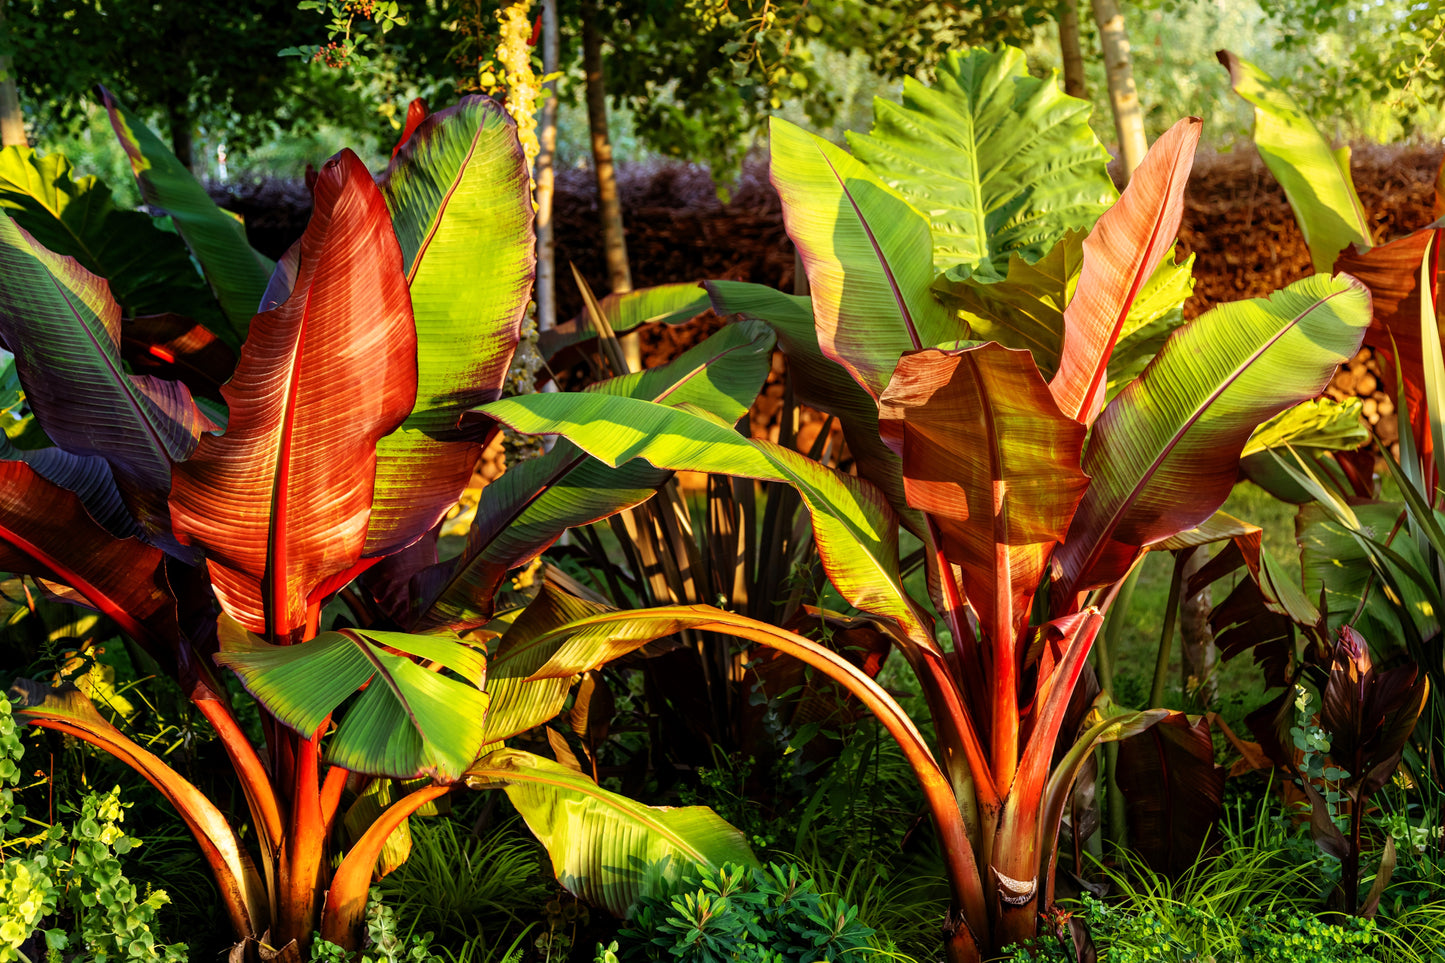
<box><xmin>847</xmin><ymin>44</ymin><xmax>1116</xmax><ymax>276</ymax></box>
<box><xmin>769</xmin><ymin>116</ymin><xmax>955</xmax><ymax>400</ymax></box>
<box><xmin>705</xmin><ymin>281</ymin><xmax>912</xmax><ymax>520</ymax></box>
<box><xmin>474</xmin><ymin>584</ymin><xmax>611</xmax><ymax>747</ymax></box>
<box><xmin>1057</xmin><ymin>273</ymin><xmax>1372</xmax><ymax>594</ymax></box>
<box><xmin>540</xmin><ymin>282</ymin><xmax>712</xmax><ymax>360</ymax></box>
<box><xmin>1218</xmin><ymin>52</ymin><xmax>1371</xmax><ymax>273</ymax></box>
<box><xmin>0</xmin><ymin>147</ymin><xmax>222</xmax><ymax>326</ymax></box>
<box><xmin>368</xmin><ymin>96</ymin><xmax>536</xmax><ymax>558</ymax></box>
<box><xmin>480</xmin><ymin>392</ymin><xmax>932</xmax><ymax>647</ymax></box>
<box><xmin>416</xmin><ymin>322</ymin><xmax>775</xmax><ymax>631</ymax></box>
<box><xmin>99</xmin><ymin>87</ymin><xmax>273</xmax><ymax>347</ymax></box>
<box><xmin>466</xmin><ymin>748</ymin><xmax>756</xmax><ymax>917</ymax></box>
<box><xmin>215</xmin><ymin>619</ymin><xmax>489</xmax><ymax>782</ymax></box>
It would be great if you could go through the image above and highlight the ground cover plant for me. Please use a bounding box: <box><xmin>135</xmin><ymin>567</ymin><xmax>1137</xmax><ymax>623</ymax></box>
<box><xmin>0</xmin><ymin>87</ymin><xmax>773</xmax><ymax>960</ymax></box>
<box><xmin>477</xmin><ymin>44</ymin><xmax>1376</xmax><ymax>961</ymax></box>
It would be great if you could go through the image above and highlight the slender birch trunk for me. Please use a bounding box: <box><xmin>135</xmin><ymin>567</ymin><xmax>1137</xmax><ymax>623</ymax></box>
<box><xmin>1091</xmin><ymin>0</ymin><xmax>1147</xmax><ymax>181</ymax></box>
<box><xmin>1059</xmin><ymin>0</ymin><xmax>1088</xmax><ymax>100</ymax></box>
<box><xmin>0</xmin><ymin>1</ymin><xmax>25</xmax><ymax>147</ymax></box>
<box><xmin>535</xmin><ymin>0</ymin><xmax>560</xmax><ymax>333</ymax></box>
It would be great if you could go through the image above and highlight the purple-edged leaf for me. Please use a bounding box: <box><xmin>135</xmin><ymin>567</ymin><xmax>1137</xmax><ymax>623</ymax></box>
<box><xmin>367</xmin><ymin>96</ymin><xmax>535</xmax><ymax>558</ymax></box>
<box><xmin>0</xmin><ymin>212</ymin><xmax>213</xmax><ymax>552</ymax></box>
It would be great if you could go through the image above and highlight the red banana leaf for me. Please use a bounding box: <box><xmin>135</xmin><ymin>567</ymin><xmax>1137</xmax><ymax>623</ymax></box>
<box><xmin>0</xmin><ymin>214</ymin><xmax>214</xmax><ymax>550</ymax></box>
<box><xmin>1115</xmin><ymin>712</ymin><xmax>1226</xmax><ymax>877</ymax></box>
<box><xmin>1050</xmin><ymin>118</ymin><xmax>1200</xmax><ymax>425</ymax></box>
<box><xmin>1056</xmin><ymin>273</ymin><xmax>1371</xmax><ymax>595</ymax></box>
<box><xmin>878</xmin><ymin>344</ymin><xmax>1088</xmax><ymax>651</ymax></box>
<box><xmin>169</xmin><ymin>150</ymin><xmax>418</xmax><ymax>639</ymax></box>
<box><xmin>1335</xmin><ymin>227</ymin><xmax>1441</xmax><ymax>459</ymax></box>
<box><xmin>0</xmin><ymin>459</ymin><xmax>172</xmax><ymax>649</ymax></box>
<box><xmin>391</xmin><ymin>98</ymin><xmax>428</xmax><ymax>159</ymax></box>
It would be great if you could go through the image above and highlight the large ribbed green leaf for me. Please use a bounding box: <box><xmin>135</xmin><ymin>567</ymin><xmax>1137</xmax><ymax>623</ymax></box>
<box><xmin>480</xmin><ymin>392</ymin><xmax>932</xmax><ymax>647</ymax></box>
<box><xmin>99</xmin><ymin>87</ymin><xmax>272</xmax><ymax>347</ymax></box>
<box><xmin>0</xmin><ymin>147</ymin><xmax>221</xmax><ymax>326</ymax></box>
<box><xmin>1298</xmin><ymin>500</ymin><xmax>1429</xmax><ymax>641</ymax></box>
<box><xmin>215</xmin><ymin>619</ymin><xmax>487</xmax><ymax>782</ymax></box>
<box><xmin>0</xmin><ymin>212</ymin><xmax>212</xmax><ymax>550</ymax></box>
<box><xmin>1219</xmin><ymin>52</ymin><xmax>1371</xmax><ymax>273</ymax></box>
<box><xmin>368</xmin><ymin>97</ymin><xmax>535</xmax><ymax>558</ymax></box>
<box><xmin>847</xmin><ymin>45</ymin><xmax>1117</xmax><ymax>276</ymax></box>
<box><xmin>417</xmin><ymin>322</ymin><xmax>774</xmax><ymax>631</ymax></box>
<box><xmin>466</xmin><ymin>749</ymin><xmax>755</xmax><ymax>917</ymax></box>
<box><xmin>1056</xmin><ymin>273</ymin><xmax>1371</xmax><ymax>595</ymax></box>
<box><xmin>769</xmin><ymin>116</ymin><xmax>955</xmax><ymax>400</ymax></box>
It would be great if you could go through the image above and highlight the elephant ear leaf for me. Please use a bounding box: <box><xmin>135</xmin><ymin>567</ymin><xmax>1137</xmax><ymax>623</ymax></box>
<box><xmin>215</xmin><ymin>619</ymin><xmax>488</xmax><ymax>782</ymax></box>
<box><xmin>99</xmin><ymin>86</ymin><xmax>273</xmax><ymax>347</ymax></box>
<box><xmin>1218</xmin><ymin>51</ymin><xmax>1371</xmax><ymax>273</ymax></box>
<box><xmin>466</xmin><ymin>748</ymin><xmax>756</xmax><ymax>917</ymax></box>
<box><xmin>847</xmin><ymin>44</ymin><xmax>1117</xmax><ymax>276</ymax></box>
<box><xmin>0</xmin><ymin>146</ymin><xmax>222</xmax><ymax>327</ymax></box>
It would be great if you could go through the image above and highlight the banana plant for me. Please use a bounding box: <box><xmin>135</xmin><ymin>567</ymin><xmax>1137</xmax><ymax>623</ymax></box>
<box><xmin>478</xmin><ymin>46</ymin><xmax>1373</xmax><ymax>961</ymax></box>
<box><xmin>0</xmin><ymin>94</ymin><xmax>757</xmax><ymax>960</ymax></box>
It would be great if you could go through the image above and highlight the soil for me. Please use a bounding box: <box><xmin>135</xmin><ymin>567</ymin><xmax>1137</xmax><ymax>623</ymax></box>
<box><xmin>209</xmin><ymin>142</ymin><xmax>1444</xmax><ymax>456</ymax></box>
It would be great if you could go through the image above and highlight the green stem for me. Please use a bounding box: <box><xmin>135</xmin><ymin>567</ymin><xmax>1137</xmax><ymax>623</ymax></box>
<box><xmin>1096</xmin><ymin>565</ymin><xmax>1140</xmax><ymax>698</ymax></box>
<box><xmin>1149</xmin><ymin>552</ymin><xmax>1187</xmax><ymax>708</ymax></box>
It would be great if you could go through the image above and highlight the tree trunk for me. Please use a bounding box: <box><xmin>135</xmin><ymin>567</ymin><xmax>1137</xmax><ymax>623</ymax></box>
<box><xmin>1059</xmin><ymin>0</ymin><xmax>1088</xmax><ymax>100</ymax></box>
<box><xmin>1179</xmin><ymin>549</ymin><xmax>1217</xmax><ymax>710</ymax></box>
<box><xmin>169</xmin><ymin>100</ymin><xmax>194</xmax><ymax>171</ymax></box>
<box><xmin>1090</xmin><ymin>0</ymin><xmax>1147</xmax><ymax>181</ymax></box>
<box><xmin>0</xmin><ymin>0</ymin><xmax>25</xmax><ymax>147</ymax></box>
<box><xmin>580</xmin><ymin>0</ymin><xmax>637</xmax><ymax>367</ymax></box>
<box><xmin>535</xmin><ymin>0</ymin><xmax>560</xmax><ymax>333</ymax></box>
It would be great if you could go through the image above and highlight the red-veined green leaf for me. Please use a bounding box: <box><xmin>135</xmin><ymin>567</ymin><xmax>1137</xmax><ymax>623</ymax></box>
<box><xmin>769</xmin><ymin>116</ymin><xmax>955</xmax><ymax>400</ymax></box>
<box><xmin>1056</xmin><ymin>273</ymin><xmax>1371</xmax><ymax>595</ymax></box>
<box><xmin>367</xmin><ymin>96</ymin><xmax>535</xmax><ymax>558</ymax></box>
<box><xmin>99</xmin><ymin>86</ymin><xmax>273</xmax><ymax>347</ymax></box>
<box><xmin>169</xmin><ymin>150</ymin><xmax>418</xmax><ymax>638</ymax></box>
<box><xmin>480</xmin><ymin>393</ymin><xmax>932</xmax><ymax>647</ymax></box>
<box><xmin>215</xmin><ymin>618</ymin><xmax>487</xmax><ymax>781</ymax></box>
<box><xmin>1050</xmin><ymin>118</ymin><xmax>1199</xmax><ymax>424</ymax></box>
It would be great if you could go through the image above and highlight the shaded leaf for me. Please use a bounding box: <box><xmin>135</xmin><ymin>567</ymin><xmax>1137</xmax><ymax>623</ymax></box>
<box><xmin>99</xmin><ymin>86</ymin><xmax>273</xmax><ymax>346</ymax></box>
<box><xmin>1115</xmin><ymin>712</ymin><xmax>1226</xmax><ymax>877</ymax></box>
